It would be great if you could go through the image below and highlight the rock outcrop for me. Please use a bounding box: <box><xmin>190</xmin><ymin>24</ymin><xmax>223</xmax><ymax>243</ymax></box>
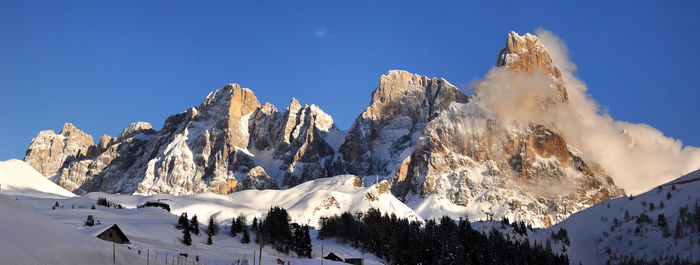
<box><xmin>237</xmin><ymin>166</ymin><xmax>279</xmax><ymax>191</ymax></box>
<box><xmin>24</xmin><ymin>123</ymin><xmax>95</xmax><ymax>176</ymax></box>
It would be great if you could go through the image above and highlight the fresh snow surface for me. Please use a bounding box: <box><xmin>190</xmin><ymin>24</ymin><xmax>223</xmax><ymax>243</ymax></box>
<box><xmin>0</xmin><ymin>194</ymin><xmax>144</xmax><ymax>265</ymax></box>
<box><xmin>0</xmin><ymin>163</ymin><xmax>419</xmax><ymax>264</ymax></box>
<box><xmin>79</xmin><ymin>175</ymin><xmax>422</xmax><ymax>228</ymax></box>
<box><xmin>553</xmin><ymin>169</ymin><xmax>700</xmax><ymax>264</ymax></box>
<box><xmin>0</xmin><ymin>159</ymin><xmax>76</xmax><ymax>198</ymax></box>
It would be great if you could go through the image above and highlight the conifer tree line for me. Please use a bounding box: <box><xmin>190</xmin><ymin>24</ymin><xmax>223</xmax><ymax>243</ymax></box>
<box><xmin>256</xmin><ymin>206</ymin><xmax>312</xmax><ymax>258</ymax></box>
<box><xmin>319</xmin><ymin>208</ymin><xmax>569</xmax><ymax>265</ymax></box>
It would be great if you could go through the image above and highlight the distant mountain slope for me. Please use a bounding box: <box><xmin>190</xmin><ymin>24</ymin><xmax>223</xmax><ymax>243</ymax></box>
<box><xmin>0</xmin><ymin>159</ymin><xmax>76</xmax><ymax>198</ymax></box>
<box><xmin>78</xmin><ymin>175</ymin><xmax>422</xmax><ymax>228</ymax></box>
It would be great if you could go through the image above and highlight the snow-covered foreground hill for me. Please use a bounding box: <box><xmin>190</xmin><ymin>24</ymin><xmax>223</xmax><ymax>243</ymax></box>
<box><xmin>2</xmin><ymin>158</ymin><xmax>699</xmax><ymax>264</ymax></box>
<box><xmin>0</xmin><ymin>194</ymin><xmax>145</xmax><ymax>265</ymax></box>
<box><xmin>0</xmin><ymin>160</ymin><xmax>414</xmax><ymax>264</ymax></box>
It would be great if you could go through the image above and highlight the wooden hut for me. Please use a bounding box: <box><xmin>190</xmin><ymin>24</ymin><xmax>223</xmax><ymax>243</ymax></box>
<box><xmin>96</xmin><ymin>224</ymin><xmax>130</xmax><ymax>244</ymax></box>
<box><xmin>344</xmin><ymin>258</ymin><xmax>365</xmax><ymax>265</ymax></box>
<box><xmin>323</xmin><ymin>252</ymin><xmax>344</xmax><ymax>262</ymax></box>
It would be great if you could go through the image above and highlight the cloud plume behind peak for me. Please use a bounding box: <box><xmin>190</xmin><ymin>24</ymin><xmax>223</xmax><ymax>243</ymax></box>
<box><xmin>470</xmin><ymin>29</ymin><xmax>700</xmax><ymax>194</ymax></box>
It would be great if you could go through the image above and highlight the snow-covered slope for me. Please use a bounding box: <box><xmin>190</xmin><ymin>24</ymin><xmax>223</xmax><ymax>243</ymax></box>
<box><xmin>4</xmin><ymin>175</ymin><xmax>409</xmax><ymax>265</ymax></box>
<box><xmin>76</xmin><ymin>175</ymin><xmax>421</xmax><ymax>228</ymax></box>
<box><xmin>0</xmin><ymin>194</ymin><xmax>143</xmax><ymax>265</ymax></box>
<box><xmin>544</xmin><ymin>169</ymin><xmax>700</xmax><ymax>264</ymax></box>
<box><xmin>0</xmin><ymin>159</ymin><xmax>76</xmax><ymax>198</ymax></box>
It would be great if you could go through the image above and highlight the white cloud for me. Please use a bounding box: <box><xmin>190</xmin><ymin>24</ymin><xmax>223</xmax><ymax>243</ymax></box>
<box><xmin>314</xmin><ymin>26</ymin><xmax>335</xmax><ymax>39</ymax></box>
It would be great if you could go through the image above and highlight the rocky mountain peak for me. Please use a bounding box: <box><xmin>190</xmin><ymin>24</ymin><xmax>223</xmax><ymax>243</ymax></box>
<box><xmin>24</xmin><ymin>123</ymin><xmax>95</xmax><ymax>176</ymax></box>
<box><xmin>118</xmin><ymin>122</ymin><xmax>155</xmax><ymax>140</ymax></box>
<box><xmin>260</xmin><ymin>102</ymin><xmax>278</xmax><ymax>114</ymax></box>
<box><xmin>497</xmin><ymin>32</ymin><xmax>556</xmax><ymax>74</ymax></box>
<box><xmin>365</xmin><ymin>70</ymin><xmax>465</xmax><ymax>120</ymax></box>
<box><xmin>200</xmin><ymin>83</ymin><xmax>261</xmax><ymax>120</ymax></box>
<box><xmin>337</xmin><ymin>70</ymin><xmax>468</xmax><ymax>177</ymax></box>
<box><xmin>60</xmin><ymin>122</ymin><xmax>79</xmax><ymax>135</ymax></box>
<box><xmin>496</xmin><ymin>31</ymin><xmax>568</xmax><ymax>103</ymax></box>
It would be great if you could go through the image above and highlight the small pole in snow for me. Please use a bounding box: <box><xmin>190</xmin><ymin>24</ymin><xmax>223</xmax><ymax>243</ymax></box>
<box><xmin>321</xmin><ymin>244</ymin><xmax>323</xmax><ymax>265</ymax></box>
<box><xmin>253</xmin><ymin>250</ymin><xmax>256</xmax><ymax>265</ymax></box>
<box><xmin>147</xmin><ymin>249</ymin><xmax>150</xmax><ymax>265</ymax></box>
<box><xmin>258</xmin><ymin>233</ymin><xmax>262</xmax><ymax>265</ymax></box>
<box><xmin>166</xmin><ymin>253</ymin><xmax>168</xmax><ymax>265</ymax></box>
<box><xmin>112</xmin><ymin>242</ymin><xmax>116</xmax><ymax>264</ymax></box>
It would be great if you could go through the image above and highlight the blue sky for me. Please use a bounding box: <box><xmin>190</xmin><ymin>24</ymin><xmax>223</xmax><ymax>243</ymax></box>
<box><xmin>1</xmin><ymin>1</ymin><xmax>699</xmax><ymax>160</ymax></box>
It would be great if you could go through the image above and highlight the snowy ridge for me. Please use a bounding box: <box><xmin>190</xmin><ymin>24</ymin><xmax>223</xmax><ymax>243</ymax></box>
<box><xmin>84</xmin><ymin>175</ymin><xmax>422</xmax><ymax>228</ymax></box>
<box><xmin>0</xmin><ymin>159</ymin><xmax>76</xmax><ymax>198</ymax></box>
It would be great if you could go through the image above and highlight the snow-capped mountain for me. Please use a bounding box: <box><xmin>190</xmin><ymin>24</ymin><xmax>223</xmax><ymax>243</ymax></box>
<box><xmin>24</xmin><ymin>31</ymin><xmax>622</xmax><ymax>227</ymax></box>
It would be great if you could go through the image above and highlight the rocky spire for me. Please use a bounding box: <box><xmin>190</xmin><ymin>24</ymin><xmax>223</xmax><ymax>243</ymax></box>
<box><xmin>496</xmin><ymin>31</ymin><xmax>569</xmax><ymax>103</ymax></box>
<box><xmin>24</xmin><ymin>122</ymin><xmax>95</xmax><ymax>176</ymax></box>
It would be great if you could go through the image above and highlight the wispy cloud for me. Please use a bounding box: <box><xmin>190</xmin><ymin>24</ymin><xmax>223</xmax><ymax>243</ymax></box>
<box><xmin>314</xmin><ymin>26</ymin><xmax>335</xmax><ymax>39</ymax></box>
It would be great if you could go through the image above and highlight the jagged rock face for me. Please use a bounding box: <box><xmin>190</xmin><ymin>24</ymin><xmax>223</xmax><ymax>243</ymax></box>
<box><xmin>336</xmin><ymin>70</ymin><xmax>469</xmax><ymax>177</ymax></box>
<box><xmin>129</xmin><ymin>84</ymin><xmax>261</xmax><ymax>195</ymax></box>
<box><xmin>391</xmin><ymin>101</ymin><xmax>621</xmax><ymax>226</ymax></box>
<box><xmin>52</xmin><ymin>122</ymin><xmax>154</xmax><ymax>193</ymax></box>
<box><xmin>248</xmin><ymin>98</ymin><xmax>338</xmax><ymax>187</ymax></box>
<box><xmin>238</xmin><ymin>166</ymin><xmax>279</xmax><ymax>191</ymax></box>
<box><xmin>386</xmin><ymin>32</ymin><xmax>621</xmax><ymax>227</ymax></box>
<box><xmin>495</xmin><ymin>31</ymin><xmax>568</xmax><ymax>104</ymax></box>
<box><xmin>26</xmin><ymin>84</ymin><xmax>338</xmax><ymax>195</ymax></box>
<box><xmin>24</xmin><ymin>123</ymin><xmax>95</xmax><ymax>176</ymax></box>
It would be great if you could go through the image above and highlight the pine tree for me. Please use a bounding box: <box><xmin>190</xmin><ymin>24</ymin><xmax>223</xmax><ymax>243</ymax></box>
<box><xmin>231</xmin><ymin>218</ymin><xmax>238</xmax><ymax>237</ymax></box>
<box><xmin>293</xmin><ymin>226</ymin><xmax>304</xmax><ymax>257</ymax></box>
<box><xmin>206</xmin><ymin>233</ymin><xmax>213</xmax><ymax>245</ymax></box>
<box><xmin>54</xmin><ymin>201</ymin><xmax>59</xmax><ymax>208</ymax></box>
<box><xmin>208</xmin><ymin>217</ymin><xmax>219</xmax><ymax>236</ymax></box>
<box><xmin>236</xmin><ymin>215</ymin><xmax>246</xmax><ymax>233</ymax></box>
<box><xmin>190</xmin><ymin>215</ymin><xmax>199</xmax><ymax>235</ymax></box>
<box><xmin>91</xmin><ymin>204</ymin><xmax>95</xmax><ymax>210</ymax></box>
<box><xmin>302</xmin><ymin>225</ymin><xmax>312</xmax><ymax>258</ymax></box>
<box><xmin>177</xmin><ymin>213</ymin><xmax>189</xmax><ymax>230</ymax></box>
<box><xmin>242</xmin><ymin>227</ymin><xmax>250</xmax><ymax>244</ymax></box>
<box><xmin>674</xmin><ymin>219</ymin><xmax>683</xmax><ymax>239</ymax></box>
<box><xmin>658</xmin><ymin>214</ymin><xmax>667</xmax><ymax>227</ymax></box>
<box><xmin>183</xmin><ymin>227</ymin><xmax>192</xmax><ymax>246</ymax></box>
<box><xmin>251</xmin><ymin>217</ymin><xmax>258</xmax><ymax>232</ymax></box>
